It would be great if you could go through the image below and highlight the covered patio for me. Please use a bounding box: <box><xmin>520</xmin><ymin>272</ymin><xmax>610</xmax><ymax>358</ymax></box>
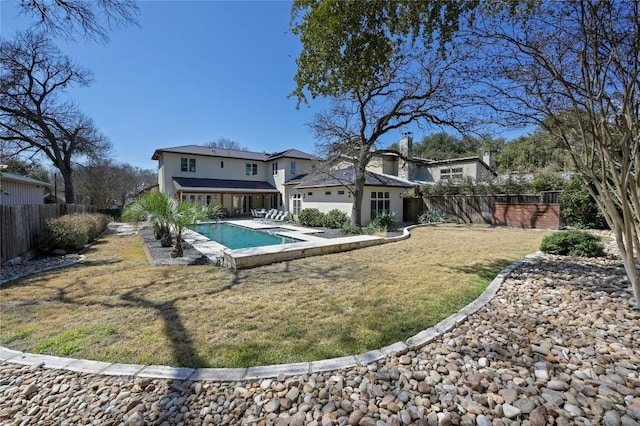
<box><xmin>173</xmin><ymin>177</ymin><xmax>281</xmax><ymax>216</ymax></box>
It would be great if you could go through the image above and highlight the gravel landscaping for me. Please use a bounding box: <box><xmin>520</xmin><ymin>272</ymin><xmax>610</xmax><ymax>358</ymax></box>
<box><xmin>138</xmin><ymin>226</ymin><xmax>213</xmax><ymax>266</ymax></box>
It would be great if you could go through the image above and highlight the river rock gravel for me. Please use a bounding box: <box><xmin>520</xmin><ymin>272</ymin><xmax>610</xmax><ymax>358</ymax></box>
<box><xmin>1</xmin><ymin>250</ymin><xmax>639</xmax><ymax>425</ymax></box>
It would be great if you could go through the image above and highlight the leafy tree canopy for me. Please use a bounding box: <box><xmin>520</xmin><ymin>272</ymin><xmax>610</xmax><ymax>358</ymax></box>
<box><xmin>290</xmin><ymin>0</ymin><xmax>478</xmax><ymax>104</ymax></box>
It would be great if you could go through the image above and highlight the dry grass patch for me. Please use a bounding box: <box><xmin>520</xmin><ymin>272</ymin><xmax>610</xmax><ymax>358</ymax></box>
<box><xmin>0</xmin><ymin>225</ymin><xmax>550</xmax><ymax>367</ymax></box>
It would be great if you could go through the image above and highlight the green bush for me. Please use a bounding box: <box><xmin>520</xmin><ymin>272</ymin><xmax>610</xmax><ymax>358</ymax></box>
<box><xmin>341</xmin><ymin>222</ymin><xmax>362</xmax><ymax>235</ymax></box>
<box><xmin>323</xmin><ymin>209</ymin><xmax>350</xmax><ymax>229</ymax></box>
<box><xmin>45</xmin><ymin>213</ymin><xmax>110</xmax><ymax>252</ymax></box>
<box><xmin>540</xmin><ymin>230</ymin><xmax>605</xmax><ymax>257</ymax></box>
<box><xmin>560</xmin><ymin>175</ymin><xmax>608</xmax><ymax>229</ymax></box>
<box><xmin>298</xmin><ymin>208</ymin><xmax>325</xmax><ymax>227</ymax></box>
<box><xmin>97</xmin><ymin>208</ymin><xmax>123</xmax><ymax>220</ymax></box>
<box><xmin>369</xmin><ymin>211</ymin><xmax>396</xmax><ymax>232</ymax></box>
<box><xmin>418</xmin><ymin>209</ymin><xmax>448</xmax><ymax>224</ymax></box>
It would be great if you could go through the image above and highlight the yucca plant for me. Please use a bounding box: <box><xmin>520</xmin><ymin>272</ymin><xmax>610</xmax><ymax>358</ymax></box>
<box><xmin>168</xmin><ymin>201</ymin><xmax>222</xmax><ymax>257</ymax></box>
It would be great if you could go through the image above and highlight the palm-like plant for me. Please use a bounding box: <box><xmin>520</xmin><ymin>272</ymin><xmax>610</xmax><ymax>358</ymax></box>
<box><xmin>124</xmin><ymin>193</ymin><xmax>223</xmax><ymax>257</ymax></box>
<box><xmin>122</xmin><ymin>192</ymin><xmax>173</xmax><ymax>247</ymax></box>
<box><xmin>168</xmin><ymin>200</ymin><xmax>222</xmax><ymax>257</ymax></box>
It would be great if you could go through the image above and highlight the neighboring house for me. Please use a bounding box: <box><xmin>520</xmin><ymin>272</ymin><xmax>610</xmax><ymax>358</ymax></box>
<box><xmin>0</xmin><ymin>172</ymin><xmax>52</xmax><ymax>206</ymax></box>
<box><xmin>285</xmin><ymin>167</ymin><xmax>413</xmax><ymax>225</ymax></box>
<box><xmin>349</xmin><ymin>134</ymin><xmax>496</xmax><ymax>185</ymax></box>
<box><xmin>151</xmin><ymin>145</ymin><xmax>319</xmax><ymax>215</ymax></box>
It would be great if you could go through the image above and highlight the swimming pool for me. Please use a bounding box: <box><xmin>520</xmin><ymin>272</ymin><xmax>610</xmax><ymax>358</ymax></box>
<box><xmin>189</xmin><ymin>222</ymin><xmax>302</xmax><ymax>249</ymax></box>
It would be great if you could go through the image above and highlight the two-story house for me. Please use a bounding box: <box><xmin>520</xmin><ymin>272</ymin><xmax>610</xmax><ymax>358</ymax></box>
<box><xmin>365</xmin><ymin>134</ymin><xmax>496</xmax><ymax>185</ymax></box>
<box><xmin>151</xmin><ymin>145</ymin><xmax>319</xmax><ymax>215</ymax></box>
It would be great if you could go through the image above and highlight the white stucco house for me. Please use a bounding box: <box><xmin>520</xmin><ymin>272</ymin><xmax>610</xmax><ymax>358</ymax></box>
<box><xmin>152</xmin><ymin>145</ymin><xmax>319</xmax><ymax>215</ymax></box>
<box><xmin>152</xmin><ymin>145</ymin><xmax>417</xmax><ymax>225</ymax></box>
<box><xmin>152</xmin><ymin>136</ymin><xmax>496</xmax><ymax>225</ymax></box>
<box><xmin>0</xmin><ymin>172</ymin><xmax>52</xmax><ymax>205</ymax></box>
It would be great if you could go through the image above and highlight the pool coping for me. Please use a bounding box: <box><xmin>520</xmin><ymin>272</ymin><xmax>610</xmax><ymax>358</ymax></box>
<box><xmin>0</xmin><ymin>223</ymin><xmax>537</xmax><ymax>382</ymax></box>
<box><xmin>184</xmin><ymin>219</ymin><xmax>395</xmax><ymax>269</ymax></box>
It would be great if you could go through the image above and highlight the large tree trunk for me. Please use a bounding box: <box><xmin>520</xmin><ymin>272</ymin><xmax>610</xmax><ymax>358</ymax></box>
<box><xmin>60</xmin><ymin>168</ymin><xmax>75</xmax><ymax>204</ymax></box>
<box><xmin>352</xmin><ymin>168</ymin><xmax>366</xmax><ymax>227</ymax></box>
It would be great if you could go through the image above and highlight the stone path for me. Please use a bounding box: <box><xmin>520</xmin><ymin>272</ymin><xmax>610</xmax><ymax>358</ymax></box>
<box><xmin>1</xmin><ymin>251</ymin><xmax>639</xmax><ymax>424</ymax></box>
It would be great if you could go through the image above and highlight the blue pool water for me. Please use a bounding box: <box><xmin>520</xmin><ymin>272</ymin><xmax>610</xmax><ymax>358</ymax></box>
<box><xmin>189</xmin><ymin>223</ymin><xmax>302</xmax><ymax>249</ymax></box>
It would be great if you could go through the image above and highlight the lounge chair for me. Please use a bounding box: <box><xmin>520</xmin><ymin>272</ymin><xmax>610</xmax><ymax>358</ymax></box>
<box><xmin>260</xmin><ymin>209</ymin><xmax>278</xmax><ymax>223</ymax></box>
<box><xmin>267</xmin><ymin>211</ymin><xmax>284</xmax><ymax>223</ymax></box>
<box><xmin>274</xmin><ymin>211</ymin><xmax>290</xmax><ymax>223</ymax></box>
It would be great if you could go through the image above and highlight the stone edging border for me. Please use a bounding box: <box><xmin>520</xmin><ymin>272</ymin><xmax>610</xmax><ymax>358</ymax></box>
<box><xmin>0</xmin><ymin>225</ymin><xmax>537</xmax><ymax>382</ymax></box>
<box><xmin>0</xmin><ymin>255</ymin><xmax>86</xmax><ymax>287</ymax></box>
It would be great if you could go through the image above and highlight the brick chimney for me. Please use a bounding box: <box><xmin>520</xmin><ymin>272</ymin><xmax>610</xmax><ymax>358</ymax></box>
<box><xmin>398</xmin><ymin>132</ymin><xmax>414</xmax><ymax>181</ymax></box>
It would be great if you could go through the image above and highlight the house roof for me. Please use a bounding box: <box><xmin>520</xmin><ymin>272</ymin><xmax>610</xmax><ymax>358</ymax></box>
<box><xmin>290</xmin><ymin>167</ymin><xmax>414</xmax><ymax>189</ymax></box>
<box><xmin>173</xmin><ymin>177</ymin><xmax>280</xmax><ymax>194</ymax></box>
<box><xmin>0</xmin><ymin>171</ymin><xmax>52</xmax><ymax>187</ymax></box>
<box><xmin>152</xmin><ymin>145</ymin><xmax>318</xmax><ymax>162</ymax></box>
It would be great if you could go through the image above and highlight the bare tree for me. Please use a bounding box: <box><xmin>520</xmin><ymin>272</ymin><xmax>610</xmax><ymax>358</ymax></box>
<box><xmin>205</xmin><ymin>137</ymin><xmax>246</xmax><ymax>151</ymax></box>
<box><xmin>0</xmin><ymin>31</ymin><xmax>111</xmax><ymax>203</ymax></box>
<box><xmin>75</xmin><ymin>161</ymin><xmax>156</xmax><ymax>209</ymax></box>
<box><xmin>309</xmin><ymin>50</ymin><xmax>469</xmax><ymax>226</ymax></box>
<box><xmin>471</xmin><ymin>1</ymin><xmax>640</xmax><ymax>307</ymax></box>
<box><xmin>16</xmin><ymin>0</ymin><xmax>139</xmax><ymax>42</ymax></box>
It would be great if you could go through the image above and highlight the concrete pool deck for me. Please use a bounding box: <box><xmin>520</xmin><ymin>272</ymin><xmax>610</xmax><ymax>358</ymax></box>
<box><xmin>183</xmin><ymin>219</ymin><xmax>407</xmax><ymax>269</ymax></box>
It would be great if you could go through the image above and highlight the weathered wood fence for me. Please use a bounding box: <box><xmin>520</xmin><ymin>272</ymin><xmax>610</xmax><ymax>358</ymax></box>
<box><xmin>0</xmin><ymin>204</ymin><xmax>96</xmax><ymax>263</ymax></box>
<box><xmin>404</xmin><ymin>192</ymin><xmax>562</xmax><ymax>228</ymax></box>
<box><xmin>404</xmin><ymin>195</ymin><xmax>495</xmax><ymax>224</ymax></box>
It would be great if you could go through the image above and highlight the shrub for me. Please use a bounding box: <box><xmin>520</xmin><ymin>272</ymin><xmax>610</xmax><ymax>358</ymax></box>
<box><xmin>45</xmin><ymin>213</ymin><xmax>110</xmax><ymax>252</ymax></box>
<box><xmin>560</xmin><ymin>175</ymin><xmax>608</xmax><ymax>229</ymax></box>
<box><xmin>298</xmin><ymin>208</ymin><xmax>325</xmax><ymax>227</ymax></box>
<box><xmin>540</xmin><ymin>230</ymin><xmax>605</xmax><ymax>257</ymax></box>
<box><xmin>323</xmin><ymin>209</ymin><xmax>350</xmax><ymax>229</ymax></box>
<box><xmin>418</xmin><ymin>209</ymin><xmax>448</xmax><ymax>224</ymax></box>
<box><xmin>369</xmin><ymin>211</ymin><xmax>396</xmax><ymax>232</ymax></box>
<box><xmin>97</xmin><ymin>208</ymin><xmax>123</xmax><ymax>220</ymax></box>
<box><xmin>341</xmin><ymin>222</ymin><xmax>362</xmax><ymax>235</ymax></box>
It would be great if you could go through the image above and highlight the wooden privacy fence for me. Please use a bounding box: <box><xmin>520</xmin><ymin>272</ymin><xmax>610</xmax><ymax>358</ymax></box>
<box><xmin>404</xmin><ymin>195</ymin><xmax>495</xmax><ymax>224</ymax></box>
<box><xmin>0</xmin><ymin>204</ymin><xmax>96</xmax><ymax>263</ymax></box>
<box><xmin>403</xmin><ymin>191</ymin><xmax>562</xmax><ymax>229</ymax></box>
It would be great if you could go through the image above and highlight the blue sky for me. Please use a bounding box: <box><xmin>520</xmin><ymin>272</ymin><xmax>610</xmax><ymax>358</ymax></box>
<box><xmin>1</xmin><ymin>1</ymin><xmax>527</xmax><ymax>172</ymax></box>
<box><xmin>1</xmin><ymin>0</ymin><xmax>346</xmax><ymax>170</ymax></box>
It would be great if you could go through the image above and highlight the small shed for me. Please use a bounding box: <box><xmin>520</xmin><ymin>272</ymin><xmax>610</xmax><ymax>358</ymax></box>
<box><xmin>0</xmin><ymin>172</ymin><xmax>52</xmax><ymax>205</ymax></box>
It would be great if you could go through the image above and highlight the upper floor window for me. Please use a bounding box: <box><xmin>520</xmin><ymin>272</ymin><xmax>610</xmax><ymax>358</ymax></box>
<box><xmin>290</xmin><ymin>161</ymin><xmax>296</xmax><ymax>175</ymax></box>
<box><xmin>272</xmin><ymin>162</ymin><xmax>278</xmax><ymax>175</ymax></box>
<box><xmin>246</xmin><ymin>163</ymin><xmax>258</xmax><ymax>175</ymax></box>
<box><xmin>181</xmin><ymin>158</ymin><xmax>196</xmax><ymax>172</ymax></box>
<box><xmin>220</xmin><ymin>161</ymin><xmax>224</xmax><ymax>169</ymax></box>
<box><xmin>440</xmin><ymin>167</ymin><xmax>463</xmax><ymax>180</ymax></box>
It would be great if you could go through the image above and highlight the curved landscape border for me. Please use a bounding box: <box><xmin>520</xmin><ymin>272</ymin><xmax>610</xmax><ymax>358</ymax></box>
<box><xmin>0</xmin><ymin>225</ymin><xmax>537</xmax><ymax>382</ymax></box>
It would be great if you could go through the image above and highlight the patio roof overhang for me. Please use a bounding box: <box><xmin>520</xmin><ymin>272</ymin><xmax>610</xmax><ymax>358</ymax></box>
<box><xmin>173</xmin><ymin>177</ymin><xmax>280</xmax><ymax>194</ymax></box>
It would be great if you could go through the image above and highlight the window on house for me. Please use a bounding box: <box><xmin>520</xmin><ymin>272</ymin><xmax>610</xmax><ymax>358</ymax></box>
<box><xmin>307</xmin><ymin>191</ymin><xmax>313</xmax><ymax>196</ymax></box>
<box><xmin>246</xmin><ymin>163</ymin><xmax>258</xmax><ymax>175</ymax></box>
<box><xmin>181</xmin><ymin>158</ymin><xmax>196</xmax><ymax>172</ymax></box>
<box><xmin>272</xmin><ymin>162</ymin><xmax>278</xmax><ymax>175</ymax></box>
<box><xmin>292</xmin><ymin>193</ymin><xmax>302</xmax><ymax>215</ymax></box>
<box><xmin>206</xmin><ymin>195</ymin><xmax>212</xmax><ymax>205</ymax></box>
<box><xmin>440</xmin><ymin>167</ymin><xmax>463</xmax><ymax>180</ymax></box>
<box><xmin>325</xmin><ymin>191</ymin><xmax>331</xmax><ymax>195</ymax></box>
<box><xmin>337</xmin><ymin>190</ymin><xmax>345</xmax><ymax>195</ymax></box>
<box><xmin>220</xmin><ymin>161</ymin><xmax>224</xmax><ymax>168</ymax></box>
<box><xmin>181</xmin><ymin>195</ymin><xmax>187</xmax><ymax>202</ymax></box>
<box><xmin>370</xmin><ymin>191</ymin><xmax>390</xmax><ymax>220</ymax></box>
<box><xmin>290</xmin><ymin>161</ymin><xmax>296</xmax><ymax>175</ymax></box>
